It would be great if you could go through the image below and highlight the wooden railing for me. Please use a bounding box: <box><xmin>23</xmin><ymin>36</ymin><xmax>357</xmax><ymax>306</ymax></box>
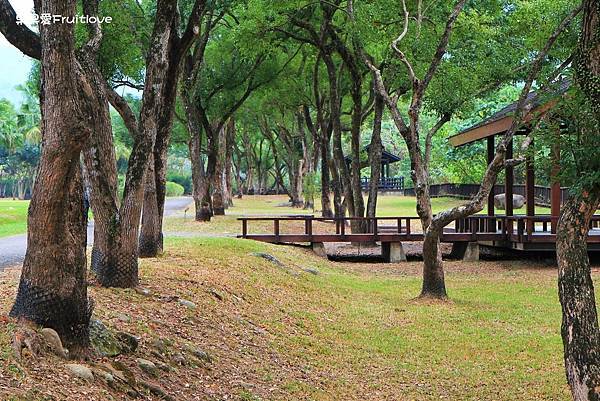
<box><xmin>238</xmin><ymin>215</ymin><xmax>600</xmax><ymax>244</ymax></box>
<box><xmin>360</xmin><ymin>177</ymin><xmax>405</xmax><ymax>191</ymax></box>
<box><xmin>403</xmin><ymin>183</ymin><xmax>569</xmax><ymax>206</ymax></box>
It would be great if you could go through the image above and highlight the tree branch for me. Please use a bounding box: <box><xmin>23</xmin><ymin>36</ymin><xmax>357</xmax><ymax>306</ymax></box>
<box><xmin>0</xmin><ymin>0</ymin><xmax>41</xmax><ymax>59</ymax></box>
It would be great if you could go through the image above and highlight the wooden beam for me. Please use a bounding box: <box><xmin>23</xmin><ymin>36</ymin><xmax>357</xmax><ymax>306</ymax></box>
<box><xmin>505</xmin><ymin>138</ymin><xmax>514</xmax><ymax>217</ymax></box>
<box><xmin>448</xmin><ymin>101</ymin><xmax>558</xmax><ymax>147</ymax></box>
<box><xmin>526</xmin><ymin>139</ymin><xmax>535</xmax><ymax>234</ymax></box>
<box><xmin>487</xmin><ymin>135</ymin><xmax>496</xmax><ymax>232</ymax></box>
<box><xmin>551</xmin><ymin>142</ymin><xmax>561</xmax><ymax>233</ymax></box>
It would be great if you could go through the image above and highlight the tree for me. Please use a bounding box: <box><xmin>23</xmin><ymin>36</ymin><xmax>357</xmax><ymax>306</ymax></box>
<box><xmin>362</xmin><ymin>0</ymin><xmax>580</xmax><ymax>298</ymax></box>
<box><xmin>1</xmin><ymin>0</ymin><xmax>94</xmax><ymax>353</ymax></box>
<box><xmin>555</xmin><ymin>0</ymin><xmax>600</xmax><ymax>398</ymax></box>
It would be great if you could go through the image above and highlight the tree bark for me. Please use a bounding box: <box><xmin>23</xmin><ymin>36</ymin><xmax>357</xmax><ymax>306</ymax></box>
<box><xmin>557</xmin><ymin>193</ymin><xmax>600</xmax><ymax>401</ymax></box>
<box><xmin>139</xmin><ymin>39</ymin><xmax>180</xmax><ymax>257</ymax></box>
<box><xmin>366</xmin><ymin>94</ymin><xmax>384</xmax><ymax>219</ymax></box>
<box><xmin>9</xmin><ymin>0</ymin><xmax>92</xmax><ymax>354</ymax></box>
<box><xmin>224</xmin><ymin>118</ymin><xmax>235</xmax><ymax>207</ymax></box>
<box><xmin>212</xmin><ymin>124</ymin><xmax>227</xmax><ymax>215</ymax></box>
<box><xmin>557</xmin><ymin>1</ymin><xmax>600</xmax><ymax>399</ymax></box>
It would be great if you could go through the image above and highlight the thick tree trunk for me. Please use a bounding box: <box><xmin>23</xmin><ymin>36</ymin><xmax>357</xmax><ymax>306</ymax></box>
<box><xmin>10</xmin><ymin>0</ymin><xmax>91</xmax><ymax>354</ymax></box>
<box><xmin>366</xmin><ymin>95</ymin><xmax>384</xmax><ymax>219</ymax></box>
<box><xmin>95</xmin><ymin>0</ymin><xmax>179</xmax><ymax>287</ymax></box>
<box><xmin>558</xmin><ymin>1</ymin><xmax>600</xmax><ymax>399</ymax></box>
<box><xmin>139</xmin><ymin>153</ymin><xmax>162</xmax><ymax>257</ymax></box>
<box><xmin>557</xmin><ymin>194</ymin><xmax>600</xmax><ymax>401</ymax></box>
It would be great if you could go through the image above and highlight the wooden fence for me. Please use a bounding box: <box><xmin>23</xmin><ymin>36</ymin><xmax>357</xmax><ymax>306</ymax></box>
<box><xmin>404</xmin><ymin>183</ymin><xmax>569</xmax><ymax>206</ymax></box>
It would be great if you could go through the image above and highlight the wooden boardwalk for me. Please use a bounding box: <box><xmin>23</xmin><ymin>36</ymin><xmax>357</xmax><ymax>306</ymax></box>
<box><xmin>238</xmin><ymin>215</ymin><xmax>600</xmax><ymax>251</ymax></box>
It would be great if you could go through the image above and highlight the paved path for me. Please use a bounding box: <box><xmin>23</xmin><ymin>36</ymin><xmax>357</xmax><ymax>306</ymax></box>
<box><xmin>0</xmin><ymin>196</ymin><xmax>193</xmax><ymax>270</ymax></box>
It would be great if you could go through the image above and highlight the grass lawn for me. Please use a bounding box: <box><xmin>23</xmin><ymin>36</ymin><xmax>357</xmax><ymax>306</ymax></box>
<box><xmin>0</xmin><ymin>199</ymin><xmax>29</xmax><ymax>238</ymax></box>
<box><xmin>0</xmin><ymin>236</ymin><xmax>572</xmax><ymax>400</ymax></box>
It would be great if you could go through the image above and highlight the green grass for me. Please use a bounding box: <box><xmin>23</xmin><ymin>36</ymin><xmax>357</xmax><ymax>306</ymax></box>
<box><xmin>0</xmin><ymin>200</ymin><xmax>29</xmax><ymax>238</ymax></box>
<box><xmin>159</xmin><ymin>237</ymin><xmax>571</xmax><ymax>400</ymax></box>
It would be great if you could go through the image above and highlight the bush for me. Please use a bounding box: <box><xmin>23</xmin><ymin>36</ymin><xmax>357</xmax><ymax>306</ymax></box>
<box><xmin>167</xmin><ymin>172</ymin><xmax>192</xmax><ymax>195</ymax></box>
<box><xmin>165</xmin><ymin>181</ymin><xmax>185</xmax><ymax>197</ymax></box>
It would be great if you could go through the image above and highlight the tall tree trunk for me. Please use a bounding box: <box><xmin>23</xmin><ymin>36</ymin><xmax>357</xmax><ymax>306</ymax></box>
<box><xmin>558</xmin><ymin>1</ymin><xmax>600</xmax><ymax>399</ymax></box>
<box><xmin>10</xmin><ymin>0</ymin><xmax>91</xmax><ymax>354</ymax></box>
<box><xmin>366</xmin><ymin>94</ymin><xmax>384</xmax><ymax>219</ymax></box>
<box><xmin>224</xmin><ymin>118</ymin><xmax>235</xmax><ymax>207</ymax></box>
<box><xmin>94</xmin><ymin>0</ymin><xmax>179</xmax><ymax>287</ymax></box>
<box><xmin>557</xmin><ymin>193</ymin><xmax>600</xmax><ymax>400</ymax></box>
<box><xmin>322</xmin><ymin>53</ymin><xmax>355</xmax><ymax>221</ymax></box>
<box><xmin>212</xmin><ymin>125</ymin><xmax>227</xmax><ymax>216</ymax></box>
<box><xmin>320</xmin><ymin>131</ymin><xmax>334</xmax><ymax>218</ymax></box>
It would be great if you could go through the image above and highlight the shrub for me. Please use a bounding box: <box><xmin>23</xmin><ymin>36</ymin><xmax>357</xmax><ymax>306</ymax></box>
<box><xmin>165</xmin><ymin>181</ymin><xmax>185</xmax><ymax>197</ymax></box>
<box><xmin>167</xmin><ymin>172</ymin><xmax>192</xmax><ymax>194</ymax></box>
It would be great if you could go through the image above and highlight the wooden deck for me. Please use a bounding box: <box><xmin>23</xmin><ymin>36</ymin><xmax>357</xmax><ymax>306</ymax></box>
<box><xmin>238</xmin><ymin>215</ymin><xmax>600</xmax><ymax>251</ymax></box>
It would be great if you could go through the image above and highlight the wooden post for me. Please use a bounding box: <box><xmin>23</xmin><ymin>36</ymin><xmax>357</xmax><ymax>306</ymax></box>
<box><xmin>274</xmin><ymin>219</ymin><xmax>280</xmax><ymax>242</ymax></box>
<box><xmin>487</xmin><ymin>135</ymin><xmax>496</xmax><ymax>232</ymax></box>
<box><xmin>505</xmin><ymin>138</ymin><xmax>514</xmax><ymax>233</ymax></box>
<box><xmin>242</xmin><ymin>219</ymin><xmax>248</xmax><ymax>237</ymax></box>
<box><xmin>526</xmin><ymin>139</ymin><xmax>535</xmax><ymax>235</ymax></box>
<box><xmin>551</xmin><ymin>142</ymin><xmax>561</xmax><ymax>233</ymax></box>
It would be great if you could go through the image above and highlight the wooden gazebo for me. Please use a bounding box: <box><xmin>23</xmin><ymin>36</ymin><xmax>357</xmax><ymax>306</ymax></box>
<box><xmin>448</xmin><ymin>81</ymin><xmax>568</xmax><ymax>239</ymax></box>
<box><xmin>345</xmin><ymin>145</ymin><xmax>405</xmax><ymax>191</ymax></box>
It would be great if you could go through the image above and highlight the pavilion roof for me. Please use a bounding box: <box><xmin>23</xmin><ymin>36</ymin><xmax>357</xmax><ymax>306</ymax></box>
<box><xmin>448</xmin><ymin>80</ymin><xmax>570</xmax><ymax>147</ymax></box>
<box><xmin>344</xmin><ymin>145</ymin><xmax>402</xmax><ymax>167</ymax></box>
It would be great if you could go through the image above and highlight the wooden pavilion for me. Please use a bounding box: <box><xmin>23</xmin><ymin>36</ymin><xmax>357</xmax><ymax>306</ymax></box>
<box><xmin>344</xmin><ymin>145</ymin><xmax>405</xmax><ymax>191</ymax></box>
<box><xmin>447</xmin><ymin>81</ymin><xmax>600</xmax><ymax>251</ymax></box>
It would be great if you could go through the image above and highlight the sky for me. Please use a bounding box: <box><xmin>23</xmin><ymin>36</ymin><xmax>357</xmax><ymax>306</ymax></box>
<box><xmin>0</xmin><ymin>0</ymin><xmax>35</xmax><ymax>105</ymax></box>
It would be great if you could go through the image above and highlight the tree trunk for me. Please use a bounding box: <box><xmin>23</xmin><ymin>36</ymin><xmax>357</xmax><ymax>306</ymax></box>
<box><xmin>366</xmin><ymin>94</ymin><xmax>384</xmax><ymax>219</ymax></box>
<box><xmin>138</xmin><ymin>17</ymin><xmax>181</xmax><ymax>257</ymax></box>
<box><xmin>320</xmin><ymin>128</ymin><xmax>334</xmax><ymax>218</ymax></box>
<box><xmin>10</xmin><ymin>0</ymin><xmax>91</xmax><ymax>354</ymax></box>
<box><xmin>94</xmin><ymin>0</ymin><xmax>179</xmax><ymax>287</ymax></box>
<box><xmin>224</xmin><ymin>118</ymin><xmax>235</xmax><ymax>207</ymax></box>
<box><xmin>557</xmin><ymin>1</ymin><xmax>600</xmax><ymax>399</ymax></box>
<box><xmin>139</xmin><ymin>153</ymin><xmax>162</xmax><ymax>257</ymax></box>
<box><xmin>212</xmin><ymin>125</ymin><xmax>227</xmax><ymax>216</ymax></box>
<box><xmin>557</xmin><ymin>194</ymin><xmax>600</xmax><ymax>400</ymax></box>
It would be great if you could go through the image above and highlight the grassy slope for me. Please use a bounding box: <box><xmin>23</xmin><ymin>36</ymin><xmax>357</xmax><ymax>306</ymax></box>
<box><xmin>1</xmin><ymin>236</ymin><xmax>571</xmax><ymax>400</ymax></box>
<box><xmin>0</xmin><ymin>200</ymin><xmax>29</xmax><ymax>238</ymax></box>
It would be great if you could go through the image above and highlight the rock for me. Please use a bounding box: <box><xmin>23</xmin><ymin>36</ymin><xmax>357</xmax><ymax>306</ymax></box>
<box><xmin>178</xmin><ymin>299</ymin><xmax>196</xmax><ymax>309</ymax></box>
<box><xmin>136</xmin><ymin>358</ymin><xmax>158</xmax><ymax>376</ymax></box>
<box><xmin>66</xmin><ymin>364</ymin><xmax>94</xmax><ymax>382</ymax></box>
<box><xmin>115</xmin><ymin>313</ymin><xmax>132</xmax><ymax>323</ymax></box>
<box><xmin>209</xmin><ymin>289</ymin><xmax>224</xmax><ymax>301</ymax></box>
<box><xmin>135</xmin><ymin>287</ymin><xmax>151</xmax><ymax>296</ymax></box>
<box><xmin>89</xmin><ymin>319</ymin><xmax>121</xmax><ymax>357</ymax></box>
<box><xmin>494</xmin><ymin>193</ymin><xmax>525</xmax><ymax>210</ymax></box>
<box><xmin>140</xmin><ymin>380</ymin><xmax>175</xmax><ymax>401</ymax></box>
<box><xmin>111</xmin><ymin>361</ymin><xmax>137</xmax><ymax>386</ymax></box>
<box><xmin>171</xmin><ymin>352</ymin><xmax>186</xmax><ymax>366</ymax></box>
<box><xmin>155</xmin><ymin>361</ymin><xmax>173</xmax><ymax>372</ymax></box>
<box><xmin>303</xmin><ymin>268</ymin><xmax>320</xmax><ymax>275</ymax></box>
<box><xmin>151</xmin><ymin>338</ymin><xmax>168</xmax><ymax>354</ymax></box>
<box><xmin>92</xmin><ymin>368</ymin><xmax>115</xmax><ymax>384</ymax></box>
<box><xmin>251</xmin><ymin>252</ymin><xmax>285</xmax><ymax>267</ymax></box>
<box><xmin>41</xmin><ymin>328</ymin><xmax>68</xmax><ymax>359</ymax></box>
<box><xmin>189</xmin><ymin>348</ymin><xmax>212</xmax><ymax>363</ymax></box>
<box><xmin>115</xmin><ymin>331</ymin><xmax>140</xmax><ymax>354</ymax></box>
